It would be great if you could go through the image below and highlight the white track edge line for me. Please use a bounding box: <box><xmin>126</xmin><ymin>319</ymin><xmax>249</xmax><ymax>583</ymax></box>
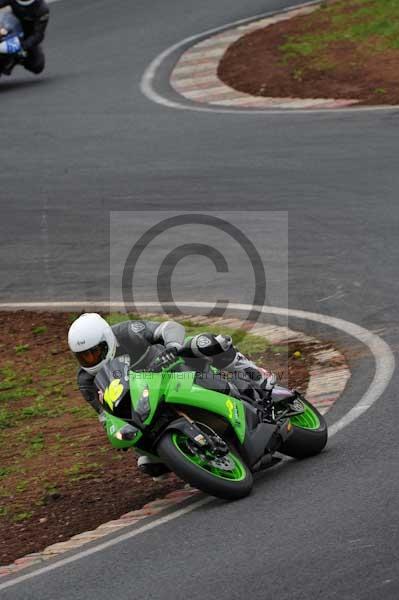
<box><xmin>0</xmin><ymin>301</ymin><xmax>394</xmax><ymax>589</ymax></box>
<box><xmin>140</xmin><ymin>1</ymin><xmax>399</xmax><ymax>115</ymax></box>
<box><xmin>0</xmin><ymin>498</ymin><xmax>211</xmax><ymax>591</ymax></box>
<box><xmin>0</xmin><ymin>314</ymin><xmax>345</xmax><ymax>577</ymax></box>
<box><xmin>0</xmin><ymin>301</ymin><xmax>393</xmax><ymax>435</ymax></box>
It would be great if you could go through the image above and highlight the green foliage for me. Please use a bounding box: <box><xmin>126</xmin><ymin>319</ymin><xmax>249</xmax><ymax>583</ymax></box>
<box><xmin>15</xmin><ymin>480</ymin><xmax>29</xmax><ymax>493</ymax></box>
<box><xmin>0</xmin><ymin>310</ymin><xmax>278</xmax><ymax>527</ymax></box>
<box><xmin>279</xmin><ymin>0</ymin><xmax>399</xmax><ymax>63</ymax></box>
<box><xmin>43</xmin><ymin>482</ymin><xmax>60</xmax><ymax>496</ymax></box>
<box><xmin>32</xmin><ymin>326</ymin><xmax>47</xmax><ymax>335</ymax></box>
<box><xmin>39</xmin><ymin>367</ymin><xmax>52</xmax><ymax>377</ymax></box>
<box><xmin>105</xmin><ymin>312</ymin><xmax>142</xmax><ymax>326</ymax></box>
<box><xmin>0</xmin><ymin>365</ymin><xmax>36</xmax><ymax>403</ymax></box>
<box><xmin>24</xmin><ymin>433</ymin><xmax>45</xmax><ymax>458</ymax></box>
<box><xmin>0</xmin><ymin>407</ymin><xmax>13</xmax><ymax>429</ymax></box>
<box><xmin>0</xmin><ymin>364</ymin><xmax>16</xmax><ymax>382</ymax></box>
<box><xmin>0</xmin><ymin>388</ymin><xmax>37</xmax><ymax>403</ymax></box>
<box><xmin>14</xmin><ymin>344</ymin><xmax>30</xmax><ymax>354</ymax></box>
<box><xmin>13</xmin><ymin>511</ymin><xmax>33</xmax><ymax>522</ymax></box>
<box><xmin>64</xmin><ymin>463</ymin><xmax>84</xmax><ymax>477</ymax></box>
<box><xmin>19</xmin><ymin>396</ymin><xmax>65</xmax><ymax>421</ymax></box>
<box><xmin>63</xmin><ymin>461</ymin><xmax>100</xmax><ymax>481</ymax></box>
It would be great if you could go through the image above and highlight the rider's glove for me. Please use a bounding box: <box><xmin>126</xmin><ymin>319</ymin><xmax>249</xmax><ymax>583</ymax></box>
<box><xmin>147</xmin><ymin>347</ymin><xmax>178</xmax><ymax>372</ymax></box>
<box><xmin>0</xmin><ymin>36</ymin><xmax>22</xmax><ymax>55</ymax></box>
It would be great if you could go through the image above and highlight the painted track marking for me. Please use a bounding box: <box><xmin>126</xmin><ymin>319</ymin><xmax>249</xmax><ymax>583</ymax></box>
<box><xmin>0</xmin><ymin>301</ymin><xmax>394</xmax><ymax>589</ymax></box>
<box><xmin>170</xmin><ymin>4</ymin><xmax>359</xmax><ymax>109</ymax></box>
<box><xmin>1</xmin><ymin>0</ymin><xmax>396</xmax><ymax>587</ymax></box>
<box><xmin>0</xmin><ymin>314</ymin><xmax>347</xmax><ymax>574</ymax></box>
<box><xmin>0</xmin><ymin>301</ymin><xmax>393</xmax><ymax>435</ymax></box>
<box><xmin>140</xmin><ymin>1</ymin><xmax>399</xmax><ymax>115</ymax></box>
<box><xmin>0</xmin><ymin>498</ymin><xmax>211</xmax><ymax>592</ymax></box>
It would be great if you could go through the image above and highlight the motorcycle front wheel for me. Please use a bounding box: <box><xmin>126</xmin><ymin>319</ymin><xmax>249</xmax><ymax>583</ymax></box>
<box><xmin>279</xmin><ymin>397</ymin><xmax>328</xmax><ymax>459</ymax></box>
<box><xmin>157</xmin><ymin>426</ymin><xmax>253</xmax><ymax>500</ymax></box>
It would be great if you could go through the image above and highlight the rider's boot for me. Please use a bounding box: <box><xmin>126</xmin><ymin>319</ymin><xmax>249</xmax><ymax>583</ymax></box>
<box><xmin>137</xmin><ymin>455</ymin><xmax>171</xmax><ymax>481</ymax></box>
<box><xmin>2</xmin><ymin>59</ymin><xmax>16</xmax><ymax>76</ymax></box>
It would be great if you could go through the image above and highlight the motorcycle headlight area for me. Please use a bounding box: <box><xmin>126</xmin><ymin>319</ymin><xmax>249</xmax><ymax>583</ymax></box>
<box><xmin>115</xmin><ymin>424</ymin><xmax>139</xmax><ymax>441</ymax></box>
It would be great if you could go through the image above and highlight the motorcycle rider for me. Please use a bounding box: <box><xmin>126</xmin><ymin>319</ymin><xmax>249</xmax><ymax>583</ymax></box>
<box><xmin>0</xmin><ymin>0</ymin><xmax>49</xmax><ymax>74</ymax></box>
<box><xmin>68</xmin><ymin>313</ymin><xmax>270</xmax><ymax>478</ymax></box>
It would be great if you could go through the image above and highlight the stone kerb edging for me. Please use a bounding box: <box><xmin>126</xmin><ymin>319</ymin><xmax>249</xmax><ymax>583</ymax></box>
<box><xmin>171</xmin><ymin>3</ymin><xmax>359</xmax><ymax>110</ymax></box>
<box><xmin>0</xmin><ymin>315</ymin><xmax>350</xmax><ymax>576</ymax></box>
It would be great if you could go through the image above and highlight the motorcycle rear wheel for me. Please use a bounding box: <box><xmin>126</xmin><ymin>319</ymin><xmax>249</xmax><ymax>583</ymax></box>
<box><xmin>157</xmin><ymin>427</ymin><xmax>253</xmax><ymax>500</ymax></box>
<box><xmin>279</xmin><ymin>397</ymin><xmax>328</xmax><ymax>459</ymax></box>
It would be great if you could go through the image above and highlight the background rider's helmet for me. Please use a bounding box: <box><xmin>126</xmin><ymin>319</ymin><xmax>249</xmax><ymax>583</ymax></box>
<box><xmin>15</xmin><ymin>1</ymin><xmax>38</xmax><ymax>6</ymax></box>
<box><xmin>68</xmin><ymin>313</ymin><xmax>117</xmax><ymax>375</ymax></box>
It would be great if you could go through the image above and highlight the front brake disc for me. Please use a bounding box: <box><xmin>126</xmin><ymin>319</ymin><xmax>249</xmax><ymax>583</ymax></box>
<box><xmin>207</xmin><ymin>455</ymin><xmax>236</xmax><ymax>471</ymax></box>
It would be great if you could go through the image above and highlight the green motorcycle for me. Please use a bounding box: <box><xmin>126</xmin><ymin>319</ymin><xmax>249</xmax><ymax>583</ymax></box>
<box><xmin>95</xmin><ymin>354</ymin><xmax>328</xmax><ymax>500</ymax></box>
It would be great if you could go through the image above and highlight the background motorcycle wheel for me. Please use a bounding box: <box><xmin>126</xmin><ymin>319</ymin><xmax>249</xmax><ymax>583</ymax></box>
<box><xmin>157</xmin><ymin>428</ymin><xmax>253</xmax><ymax>500</ymax></box>
<box><xmin>279</xmin><ymin>397</ymin><xmax>328</xmax><ymax>459</ymax></box>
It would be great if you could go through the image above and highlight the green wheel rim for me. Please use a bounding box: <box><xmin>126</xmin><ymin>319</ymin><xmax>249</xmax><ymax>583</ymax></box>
<box><xmin>290</xmin><ymin>401</ymin><xmax>320</xmax><ymax>430</ymax></box>
<box><xmin>171</xmin><ymin>433</ymin><xmax>247</xmax><ymax>482</ymax></box>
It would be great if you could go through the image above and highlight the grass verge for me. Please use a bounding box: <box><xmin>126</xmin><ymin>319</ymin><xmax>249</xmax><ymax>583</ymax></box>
<box><xmin>0</xmin><ymin>310</ymin><xmax>308</xmax><ymax>565</ymax></box>
<box><xmin>218</xmin><ymin>0</ymin><xmax>399</xmax><ymax>104</ymax></box>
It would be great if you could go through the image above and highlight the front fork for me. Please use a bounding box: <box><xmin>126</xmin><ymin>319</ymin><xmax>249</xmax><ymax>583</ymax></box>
<box><xmin>160</xmin><ymin>413</ymin><xmax>230</xmax><ymax>459</ymax></box>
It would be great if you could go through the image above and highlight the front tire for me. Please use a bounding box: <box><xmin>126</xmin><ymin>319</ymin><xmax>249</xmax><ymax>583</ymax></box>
<box><xmin>279</xmin><ymin>397</ymin><xmax>328</xmax><ymax>459</ymax></box>
<box><xmin>157</xmin><ymin>429</ymin><xmax>253</xmax><ymax>500</ymax></box>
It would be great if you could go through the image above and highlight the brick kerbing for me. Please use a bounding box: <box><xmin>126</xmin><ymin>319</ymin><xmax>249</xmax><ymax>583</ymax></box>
<box><xmin>171</xmin><ymin>3</ymin><xmax>359</xmax><ymax>110</ymax></box>
<box><xmin>0</xmin><ymin>316</ymin><xmax>350</xmax><ymax>575</ymax></box>
<box><xmin>0</xmin><ymin>489</ymin><xmax>198</xmax><ymax>577</ymax></box>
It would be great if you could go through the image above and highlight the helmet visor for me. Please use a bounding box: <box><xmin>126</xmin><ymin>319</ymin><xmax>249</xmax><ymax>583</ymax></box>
<box><xmin>75</xmin><ymin>341</ymin><xmax>108</xmax><ymax>368</ymax></box>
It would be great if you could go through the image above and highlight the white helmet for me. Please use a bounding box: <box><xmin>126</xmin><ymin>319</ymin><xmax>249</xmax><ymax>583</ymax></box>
<box><xmin>68</xmin><ymin>313</ymin><xmax>117</xmax><ymax>375</ymax></box>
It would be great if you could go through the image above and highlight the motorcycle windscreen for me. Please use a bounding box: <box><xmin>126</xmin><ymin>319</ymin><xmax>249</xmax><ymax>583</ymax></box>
<box><xmin>94</xmin><ymin>357</ymin><xmax>131</xmax><ymax>415</ymax></box>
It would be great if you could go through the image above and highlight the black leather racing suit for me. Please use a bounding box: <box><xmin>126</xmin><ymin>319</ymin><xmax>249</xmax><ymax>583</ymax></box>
<box><xmin>78</xmin><ymin>320</ymin><xmax>268</xmax><ymax>414</ymax></box>
<box><xmin>0</xmin><ymin>0</ymin><xmax>49</xmax><ymax>73</ymax></box>
<box><xmin>78</xmin><ymin>320</ymin><xmax>186</xmax><ymax>414</ymax></box>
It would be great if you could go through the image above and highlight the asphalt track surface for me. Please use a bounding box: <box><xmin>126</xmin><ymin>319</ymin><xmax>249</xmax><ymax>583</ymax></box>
<box><xmin>1</xmin><ymin>0</ymin><xmax>399</xmax><ymax>598</ymax></box>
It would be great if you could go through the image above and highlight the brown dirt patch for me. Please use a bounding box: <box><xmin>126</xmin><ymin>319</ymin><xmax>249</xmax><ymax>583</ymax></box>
<box><xmin>0</xmin><ymin>311</ymin><xmax>312</xmax><ymax>566</ymax></box>
<box><xmin>218</xmin><ymin>0</ymin><xmax>399</xmax><ymax>105</ymax></box>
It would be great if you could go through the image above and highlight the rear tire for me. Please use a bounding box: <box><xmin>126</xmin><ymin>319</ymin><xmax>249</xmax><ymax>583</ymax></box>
<box><xmin>157</xmin><ymin>429</ymin><xmax>253</xmax><ymax>500</ymax></box>
<box><xmin>279</xmin><ymin>397</ymin><xmax>328</xmax><ymax>459</ymax></box>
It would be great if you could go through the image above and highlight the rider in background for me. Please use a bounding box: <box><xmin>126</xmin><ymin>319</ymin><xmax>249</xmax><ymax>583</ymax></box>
<box><xmin>0</xmin><ymin>0</ymin><xmax>49</xmax><ymax>74</ymax></box>
<box><xmin>68</xmin><ymin>313</ymin><xmax>271</xmax><ymax>478</ymax></box>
